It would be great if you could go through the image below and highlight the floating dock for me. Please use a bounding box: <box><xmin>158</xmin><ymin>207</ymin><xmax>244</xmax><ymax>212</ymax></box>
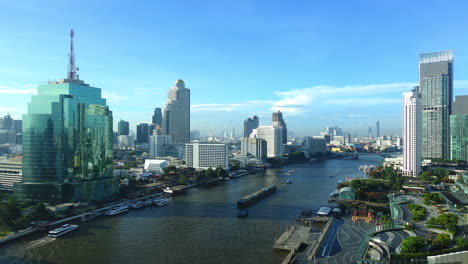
<box><xmin>237</xmin><ymin>185</ymin><xmax>277</xmax><ymax>207</ymax></box>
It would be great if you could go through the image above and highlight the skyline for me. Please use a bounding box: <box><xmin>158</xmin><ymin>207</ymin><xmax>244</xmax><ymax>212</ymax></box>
<box><xmin>1</xmin><ymin>1</ymin><xmax>468</xmax><ymax>136</ymax></box>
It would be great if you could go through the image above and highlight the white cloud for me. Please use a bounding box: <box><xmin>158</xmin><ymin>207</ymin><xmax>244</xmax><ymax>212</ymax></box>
<box><xmin>102</xmin><ymin>92</ymin><xmax>128</xmax><ymax>103</ymax></box>
<box><xmin>325</xmin><ymin>98</ymin><xmax>401</xmax><ymax>106</ymax></box>
<box><xmin>0</xmin><ymin>85</ymin><xmax>36</xmax><ymax>94</ymax></box>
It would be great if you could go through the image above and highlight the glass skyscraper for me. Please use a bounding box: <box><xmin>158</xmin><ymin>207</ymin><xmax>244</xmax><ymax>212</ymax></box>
<box><xmin>450</xmin><ymin>95</ymin><xmax>468</xmax><ymax>161</ymax></box>
<box><xmin>118</xmin><ymin>119</ymin><xmax>129</xmax><ymax>135</ymax></box>
<box><xmin>419</xmin><ymin>50</ymin><xmax>453</xmax><ymax>159</ymax></box>
<box><xmin>14</xmin><ymin>79</ymin><xmax>117</xmax><ymax>202</ymax></box>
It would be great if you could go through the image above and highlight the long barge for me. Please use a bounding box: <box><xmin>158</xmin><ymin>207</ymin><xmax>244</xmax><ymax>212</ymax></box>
<box><xmin>237</xmin><ymin>185</ymin><xmax>277</xmax><ymax>208</ymax></box>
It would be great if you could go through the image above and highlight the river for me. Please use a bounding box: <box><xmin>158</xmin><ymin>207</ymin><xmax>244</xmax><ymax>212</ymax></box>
<box><xmin>0</xmin><ymin>155</ymin><xmax>383</xmax><ymax>264</ymax></box>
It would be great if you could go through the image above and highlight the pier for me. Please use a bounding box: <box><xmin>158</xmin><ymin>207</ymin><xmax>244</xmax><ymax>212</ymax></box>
<box><xmin>274</xmin><ymin>218</ymin><xmax>335</xmax><ymax>263</ymax></box>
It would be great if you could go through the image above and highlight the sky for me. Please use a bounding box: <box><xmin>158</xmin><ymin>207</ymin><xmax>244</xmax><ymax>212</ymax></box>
<box><xmin>1</xmin><ymin>0</ymin><xmax>468</xmax><ymax>137</ymax></box>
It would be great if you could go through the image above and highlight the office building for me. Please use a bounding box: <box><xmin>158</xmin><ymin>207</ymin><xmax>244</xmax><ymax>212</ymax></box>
<box><xmin>450</xmin><ymin>95</ymin><xmax>468</xmax><ymax>161</ymax></box>
<box><xmin>254</xmin><ymin>126</ymin><xmax>283</xmax><ymax>158</ymax></box>
<box><xmin>117</xmin><ymin>135</ymin><xmax>134</xmax><ymax>149</ymax></box>
<box><xmin>14</xmin><ymin>29</ymin><xmax>118</xmax><ymax>202</ymax></box>
<box><xmin>272</xmin><ymin>111</ymin><xmax>287</xmax><ymax>144</ymax></box>
<box><xmin>12</xmin><ymin>120</ymin><xmax>22</xmax><ymax>134</ymax></box>
<box><xmin>149</xmin><ymin>133</ymin><xmax>172</xmax><ymax>158</ymax></box>
<box><xmin>185</xmin><ymin>142</ymin><xmax>228</xmax><ymax>169</ymax></box>
<box><xmin>240</xmin><ymin>138</ymin><xmax>267</xmax><ymax>159</ymax></box>
<box><xmin>402</xmin><ymin>89</ymin><xmax>422</xmax><ymax>177</ymax></box>
<box><xmin>303</xmin><ymin>136</ymin><xmax>327</xmax><ymax>154</ymax></box>
<box><xmin>244</xmin><ymin>115</ymin><xmax>259</xmax><ymax>138</ymax></box>
<box><xmin>0</xmin><ymin>158</ymin><xmax>22</xmax><ymax>192</ymax></box>
<box><xmin>163</xmin><ymin>79</ymin><xmax>190</xmax><ymax>144</ymax></box>
<box><xmin>152</xmin><ymin>107</ymin><xmax>162</xmax><ymax>127</ymax></box>
<box><xmin>2</xmin><ymin>114</ymin><xmax>13</xmax><ymax>130</ymax></box>
<box><xmin>118</xmin><ymin>119</ymin><xmax>129</xmax><ymax>135</ymax></box>
<box><xmin>136</xmin><ymin>123</ymin><xmax>156</xmax><ymax>144</ymax></box>
<box><xmin>368</xmin><ymin>126</ymin><xmax>373</xmax><ymax>138</ymax></box>
<box><xmin>419</xmin><ymin>50</ymin><xmax>453</xmax><ymax>159</ymax></box>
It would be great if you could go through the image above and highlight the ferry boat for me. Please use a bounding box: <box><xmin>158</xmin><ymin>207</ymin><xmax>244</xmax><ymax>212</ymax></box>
<box><xmin>48</xmin><ymin>224</ymin><xmax>78</xmax><ymax>238</ymax></box>
<box><xmin>105</xmin><ymin>205</ymin><xmax>129</xmax><ymax>216</ymax></box>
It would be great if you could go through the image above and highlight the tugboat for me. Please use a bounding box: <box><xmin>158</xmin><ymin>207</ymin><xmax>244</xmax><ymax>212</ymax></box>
<box><xmin>238</xmin><ymin>208</ymin><xmax>248</xmax><ymax>218</ymax></box>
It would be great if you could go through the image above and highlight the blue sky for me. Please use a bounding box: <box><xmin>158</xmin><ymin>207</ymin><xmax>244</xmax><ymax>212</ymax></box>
<box><xmin>1</xmin><ymin>0</ymin><xmax>468</xmax><ymax>136</ymax></box>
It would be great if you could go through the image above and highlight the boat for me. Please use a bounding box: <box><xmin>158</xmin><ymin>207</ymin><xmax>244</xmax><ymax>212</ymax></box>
<box><xmin>237</xmin><ymin>185</ymin><xmax>277</xmax><ymax>208</ymax></box>
<box><xmin>163</xmin><ymin>187</ymin><xmax>174</xmax><ymax>195</ymax></box>
<box><xmin>48</xmin><ymin>224</ymin><xmax>78</xmax><ymax>238</ymax></box>
<box><xmin>144</xmin><ymin>200</ymin><xmax>154</xmax><ymax>206</ymax></box>
<box><xmin>131</xmin><ymin>202</ymin><xmax>144</xmax><ymax>209</ymax></box>
<box><xmin>288</xmin><ymin>170</ymin><xmax>295</xmax><ymax>173</ymax></box>
<box><xmin>286</xmin><ymin>180</ymin><xmax>292</xmax><ymax>184</ymax></box>
<box><xmin>105</xmin><ymin>205</ymin><xmax>129</xmax><ymax>216</ymax></box>
<box><xmin>156</xmin><ymin>199</ymin><xmax>170</xmax><ymax>206</ymax></box>
<box><xmin>238</xmin><ymin>209</ymin><xmax>248</xmax><ymax>218</ymax></box>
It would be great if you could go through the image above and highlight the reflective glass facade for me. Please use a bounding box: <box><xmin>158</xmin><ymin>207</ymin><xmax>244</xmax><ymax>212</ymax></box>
<box><xmin>419</xmin><ymin>50</ymin><xmax>453</xmax><ymax>159</ymax></box>
<box><xmin>14</xmin><ymin>80</ymin><xmax>117</xmax><ymax>203</ymax></box>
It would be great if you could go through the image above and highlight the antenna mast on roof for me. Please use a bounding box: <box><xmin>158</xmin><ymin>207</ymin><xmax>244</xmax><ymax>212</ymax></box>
<box><xmin>67</xmin><ymin>29</ymin><xmax>78</xmax><ymax>80</ymax></box>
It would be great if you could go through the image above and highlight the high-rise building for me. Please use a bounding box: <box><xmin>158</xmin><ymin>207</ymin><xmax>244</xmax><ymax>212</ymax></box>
<box><xmin>450</xmin><ymin>95</ymin><xmax>468</xmax><ymax>161</ymax></box>
<box><xmin>152</xmin><ymin>107</ymin><xmax>162</xmax><ymax>127</ymax></box>
<box><xmin>149</xmin><ymin>133</ymin><xmax>172</xmax><ymax>158</ymax></box>
<box><xmin>368</xmin><ymin>125</ymin><xmax>373</xmax><ymax>138</ymax></box>
<box><xmin>243</xmin><ymin>115</ymin><xmax>259</xmax><ymax>138</ymax></box>
<box><xmin>402</xmin><ymin>88</ymin><xmax>422</xmax><ymax>177</ymax></box>
<box><xmin>2</xmin><ymin>114</ymin><xmax>13</xmax><ymax>130</ymax></box>
<box><xmin>118</xmin><ymin>119</ymin><xmax>129</xmax><ymax>135</ymax></box>
<box><xmin>303</xmin><ymin>136</ymin><xmax>327</xmax><ymax>154</ymax></box>
<box><xmin>185</xmin><ymin>142</ymin><xmax>228</xmax><ymax>169</ymax></box>
<box><xmin>253</xmin><ymin>126</ymin><xmax>283</xmax><ymax>158</ymax></box>
<box><xmin>419</xmin><ymin>50</ymin><xmax>453</xmax><ymax>159</ymax></box>
<box><xmin>376</xmin><ymin>121</ymin><xmax>380</xmax><ymax>138</ymax></box>
<box><xmin>240</xmin><ymin>138</ymin><xmax>267</xmax><ymax>159</ymax></box>
<box><xmin>272</xmin><ymin>111</ymin><xmax>287</xmax><ymax>144</ymax></box>
<box><xmin>117</xmin><ymin>135</ymin><xmax>134</xmax><ymax>149</ymax></box>
<box><xmin>12</xmin><ymin>120</ymin><xmax>22</xmax><ymax>134</ymax></box>
<box><xmin>137</xmin><ymin>123</ymin><xmax>151</xmax><ymax>144</ymax></box>
<box><xmin>163</xmin><ymin>79</ymin><xmax>190</xmax><ymax>144</ymax></box>
<box><xmin>14</xmin><ymin>29</ymin><xmax>117</xmax><ymax>202</ymax></box>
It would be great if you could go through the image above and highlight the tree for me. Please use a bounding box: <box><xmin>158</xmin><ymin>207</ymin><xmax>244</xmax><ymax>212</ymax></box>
<box><xmin>178</xmin><ymin>175</ymin><xmax>186</xmax><ymax>185</ymax></box>
<box><xmin>216</xmin><ymin>168</ymin><xmax>229</xmax><ymax>178</ymax></box>
<box><xmin>0</xmin><ymin>201</ymin><xmax>22</xmax><ymax>230</ymax></box>
<box><xmin>455</xmin><ymin>237</ymin><xmax>466</xmax><ymax>247</ymax></box>
<box><xmin>432</xmin><ymin>233</ymin><xmax>451</xmax><ymax>250</ymax></box>
<box><xmin>205</xmin><ymin>167</ymin><xmax>216</xmax><ymax>178</ymax></box>
<box><xmin>29</xmin><ymin>203</ymin><xmax>50</xmax><ymax>221</ymax></box>
<box><xmin>400</xmin><ymin>237</ymin><xmax>427</xmax><ymax>253</ymax></box>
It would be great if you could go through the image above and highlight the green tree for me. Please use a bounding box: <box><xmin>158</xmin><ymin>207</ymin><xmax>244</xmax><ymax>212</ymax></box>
<box><xmin>432</xmin><ymin>233</ymin><xmax>451</xmax><ymax>249</ymax></box>
<box><xmin>29</xmin><ymin>203</ymin><xmax>50</xmax><ymax>221</ymax></box>
<box><xmin>0</xmin><ymin>200</ymin><xmax>22</xmax><ymax>230</ymax></box>
<box><xmin>178</xmin><ymin>175</ymin><xmax>186</xmax><ymax>185</ymax></box>
<box><xmin>400</xmin><ymin>237</ymin><xmax>427</xmax><ymax>253</ymax></box>
<box><xmin>455</xmin><ymin>237</ymin><xmax>466</xmax><ymax>247</ymax></box>
<box><xmin>205</xmin><ymin>167</ymin><xmax>216</xmax><ymax>178</ymax></box>
<box><xmin>216</xmin><ymin>168</ymin><xmax>229</xmax><ymax>178</ymax></box>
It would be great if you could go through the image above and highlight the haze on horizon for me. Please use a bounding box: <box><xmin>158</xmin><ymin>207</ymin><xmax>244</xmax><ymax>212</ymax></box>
<box><xmin>1</xmin><ymin>0</ymin><xmax>468</xmax><ymax>137</ymax></box>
